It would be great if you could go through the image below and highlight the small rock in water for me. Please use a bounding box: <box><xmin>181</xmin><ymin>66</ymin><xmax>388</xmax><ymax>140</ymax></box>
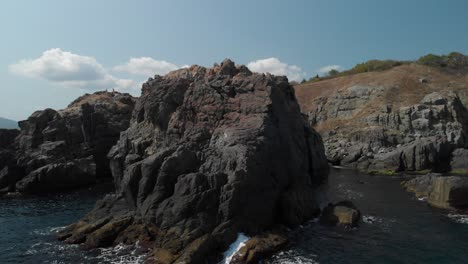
<box><xmin>320</xmin><ymin>200</ymin><xmax>361</xmax><ymax>227</ymax></box>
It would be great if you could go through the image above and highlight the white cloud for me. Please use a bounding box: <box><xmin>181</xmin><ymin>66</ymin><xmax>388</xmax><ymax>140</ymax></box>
<box><xmin>247</xmin><ymin>57</ymin><xmax>306</xmax><ymax>82</ymax></box>
<box><xmin>9</xmin><ymin>48</ymin><xmax>137</xmax><ymax>92</ymax></box>
<box><xmin>113</xmin><ymin>57</ymin><xmax>180</xmax><ymax>76</ymax></box>
<box><xmin>317</xmin><ymin>65</ymin><xmax>343</xmax><ymax>75</ymax></box>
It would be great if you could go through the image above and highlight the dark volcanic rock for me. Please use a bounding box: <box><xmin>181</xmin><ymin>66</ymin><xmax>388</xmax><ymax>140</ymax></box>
<box><xmin>0</xmin><ymin>91</ymin><xmax>136</xmax><ymax>194</ymax></box>
<box><xmin>0</xmin><ymin>129</ymin><xmax>19</xmax><ymax>169</ymax></box>
<box><xmin>60</xmin><ymin>59</ymin><xmax>329</xmax><ymax>263</ymax></box>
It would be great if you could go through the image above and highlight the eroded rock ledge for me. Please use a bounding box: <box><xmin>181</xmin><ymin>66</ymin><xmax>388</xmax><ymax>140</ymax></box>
<box><xmin>59</xmin><ymin>59</ymin><xmax>329</xmax><ymax>263</ymax></box>
<box><xmin>403</xmin><ymin>173</ymin><xmax>468</xmax><ymax>209</ymax></box>
<box><xmin>0</xmin><ymin>91</ymin><xmax>136</xmax><ymax>195</ymax></box>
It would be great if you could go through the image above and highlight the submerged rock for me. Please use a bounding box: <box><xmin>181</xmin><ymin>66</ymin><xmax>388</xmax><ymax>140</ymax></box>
<box><xmin>0</xmin><ymin>91</ymin><xmax>136</xmax><ymax>194</ymax></box>
<box><xmin>320</xmin><ymin>200</ymin><xmax>361</xmax><ymax>227</ymax></box>
<box><xmin>59</xmin><ymin>59</ymin><xmax>329</xmax><ymax>263</ymax></box>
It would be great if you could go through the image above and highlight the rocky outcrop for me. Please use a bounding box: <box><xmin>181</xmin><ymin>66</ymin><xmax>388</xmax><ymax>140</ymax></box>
<box><xmin>0</xmin><ymin>129</ymin><xmax>20</xmax><ymax>194</ymax></box>
<box><xmin>320</xmin><ymin>200</ymin><xmax>361</xmax><ymax>227</ymax></box>
<box><xmin>0</xmin><ymin>91</ymin><xmax>135</xmax><ymax>194</ymax></box>
<box><xmin>320</xmin><ymin>91</ymin><xmax>466</xmax><ymax>173</ymax></box>
<box><xmin>58</xmin><ymin>59</ymin><xmax>329</xmax><ymax>263</ymax></box>
<box><xmin>450</xmin><ymin>148</ymin><xmax>468</xmax><ymax>174</ymax></box>
<box><xmin>230</xmin><ymin>232</ymin><xmax>288</xmax><ymax>264</ymax></box>
<box><xmin>0</xmin><ymin>129</ymin><xmax>19</xmax><ymax>169</ymax></box>
<box><xmin>403</xmin><ymin>174</ymin><xmax>468</xmax><ymax>209</ymax></box>
<box><xmin>295</xmin><ymin>64</ymin><xmax>468</xmax><ymax>174</ymax></box>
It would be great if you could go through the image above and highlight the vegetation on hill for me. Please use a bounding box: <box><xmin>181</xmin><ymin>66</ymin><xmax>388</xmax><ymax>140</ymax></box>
<box><xmin>417</xmin><ymin>52</ymin><xmax>468</xmax><ymax>68</ymax></box>
<box><xmin>302</xmin><ymin>52</ymin><xmax>468</xmax><ymax>84</ymax></box>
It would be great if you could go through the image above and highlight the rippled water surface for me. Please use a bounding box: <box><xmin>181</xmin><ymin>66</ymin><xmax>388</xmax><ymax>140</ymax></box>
<box><xmin>0</xmin><ymin>184</ymin><xmax>145</xmax><ymax>264</ymax></box>
<box><xmin>269</xmin><ymin>168</ymin><xmax>468</xmax><ymax>264</ymax></box>
<box><xmin>2</xmin><ymin>169</ymin><xmax>468</xmax><ymax>263</ymax></box>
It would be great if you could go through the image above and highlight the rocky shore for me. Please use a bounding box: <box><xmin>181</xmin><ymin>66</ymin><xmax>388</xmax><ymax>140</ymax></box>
<box><xmin>0</xmin><ymin>91</ymin><xmax>135</xmax><ymax>195</ymax></box>
<box><xmin>403</xmin><ymin>173</ymin><xmax>468</xmax><ymax>209</ymax></box>
<box><xmin>295</xmin><ymin>64</ymin><xmax>468</xmax><ymax>176</ymax></box>
<box><xmin>57</xmin><ymin>59</ymin><xmax>330</xmax><ymax>263</ymax></box>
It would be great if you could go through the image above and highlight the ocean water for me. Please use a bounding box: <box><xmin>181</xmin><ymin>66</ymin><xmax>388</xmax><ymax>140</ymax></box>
<box><xmin>0</xmin><ymin>183</ymin><xmax>146</xmax><ymax>264</ymax></box>
<box><xmin>269</xmin><ymin>168</ymin><xmax>468</xmax><ymax>264</ymax></box>
<box><xmin>2</xmin><ymin>169</ymin><xmax>468</xmax><ymax>264</ymax></box>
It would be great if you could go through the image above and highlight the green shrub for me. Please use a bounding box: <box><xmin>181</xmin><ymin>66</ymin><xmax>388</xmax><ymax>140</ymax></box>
<box><xmin>328</xmin><ymin>69</ymin><xmax>340</xmax><ymax>76</ymax></box>
<box><xmin>347</xmin><ymin>60</ymin><xmax>403</xmax><ymax>74</ymax></box>
<box><xmin>299</xmin><ymin>51</ymin><xmax>468</xmax><ymax>85</ymax></box>
<box><xmin>417</xmin><ymin>54</ymin><xmax>446</xmax><ymax>67</ymax></box>
<box><xmin>417</xmin><ymin>52</ymin><xmax>468</xmax><ymax>68</ymax></box>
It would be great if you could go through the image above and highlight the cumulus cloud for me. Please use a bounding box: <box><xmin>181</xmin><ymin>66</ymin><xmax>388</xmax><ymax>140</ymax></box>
<box><xmin>9</xmin><ymin>48</ymin><xmax>137</xmax><ymax>92</ymax></box>
<box><xmin>113</xmin><ymin>57</ymin><xmax>180</xmax><ymax>76</ymax></box>
<box><xmin>317</xmin><ymin>65</ymin><xmax>343</xmax><ymax>75</ymax></box>
<box><xmin>247</xmin><ymin>58</ymin><xmax>305</xmax><ymax>82</ymax></box>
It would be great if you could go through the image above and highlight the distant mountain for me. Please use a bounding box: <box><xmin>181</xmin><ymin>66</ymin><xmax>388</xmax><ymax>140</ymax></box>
<box><xmin>0</xmin><ymin>117</ymin><xmax>19</xmax><ymax>129</ymax></box>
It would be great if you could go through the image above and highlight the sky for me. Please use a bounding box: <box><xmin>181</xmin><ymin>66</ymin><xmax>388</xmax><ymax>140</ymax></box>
<box><xmin>1</xmin><ymin>0</ymin><xmax>468</xmax><ymax>121</ymax></box>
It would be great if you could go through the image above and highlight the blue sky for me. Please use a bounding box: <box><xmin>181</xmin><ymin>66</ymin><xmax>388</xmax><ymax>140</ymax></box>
<box><xmin>1</xmin><ymin>0</ymin><xmax>468</xmax><ymax>120</ymax></box>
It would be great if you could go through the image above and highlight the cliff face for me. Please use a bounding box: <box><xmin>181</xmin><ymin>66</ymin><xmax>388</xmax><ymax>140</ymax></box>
<box><xmin>0</xmin><ymin>129</ymin><xmax>20</xmax><ymax>188</ymax></box>
<box><xmin>295</xmin><ymin>64</ymin><xmax>468</xmax><ymax>174</ymax></box>
<box><xmin>0</xmin><ymin>91</ymin><xmax>136</xmax><ymax>194</ymax></box>
<box><xmin>59</xmin><ymin>59</ymin><xmax>329</xmax><ymax>263</ymax></box>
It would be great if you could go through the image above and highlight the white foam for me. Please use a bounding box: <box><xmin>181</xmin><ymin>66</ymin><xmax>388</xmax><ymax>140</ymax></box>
<box><xmin>331</xmin><ymin>165</ymin><xmax>346</xmax><ymax>169</ymax></box>
<box><xmin>272</xmin><ymin>250</ymin><xmax>319</xmax><ymax>264</ymax></box>
<box><xmin>417</xmin><ymin>197</ymin><xmax>427</xmax><ymax>201</ymax></box>
<box><xmin>31</xmin><ymin>226</ymin><xmax>66</xmax><ymax>236</ymax></box>
<box><xmin>363</xmin><ymin>215</ymin><xmax>378</xmax><ymax>224</ymax></box>
<box><xmin>220</xmin><ymin>233</ymin><xmax>249</xmax><ymax>264</ymax></box>
<box><xmin>448</xmin><ymin>214</ymin><xmax>468</xmax><ymax>224</ymax></box>
<box><xmin>362</xmin><ymin>215</ymin><xmax>396</xmax><ymax>231</ymax></box>
<box><xmin>96</xmin><ymin>241</ymin><xmax>147</xmax><ymax>264</ymax></box>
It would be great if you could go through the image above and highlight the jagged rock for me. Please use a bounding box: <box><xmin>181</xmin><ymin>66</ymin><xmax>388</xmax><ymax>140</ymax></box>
<box><xmin>450</xmin><ymin>148</ymin><xmax>468</xmax><ymax>172</ymax></box>
<box><xmin>320</xmin><ymin>201</ymin><xmax>361</xmax><ymax>227</ymax></box>
<box><xmin>0</xmin><ymin>91</ymin><xmax>136</xmax><ymax>195</ymax></box>
<box><xmin>0</xmin><ymin>129</ymin><xmax>19</xmax><ymax>171</ymax></box>
<box><xmin>301</xmin><ymin>83</ymin><xmax>468</xmax><ymax>173</ymax></box>
<box><xmin>402</xmin><ymin>173</ymin><xmax>442</xmax><ymax>198</ymax></box>
<box><xmin>429</xmin><ymin>176</ymin><xmax>468</xmax><ymax>209</ymax></box>
<box><xmin>60</xmin><ymin>59</ymin><xmax>329</xmax><ymax>263</ymax></box>
<box><xmin>0</xmin><ymin>166</ymin><xmax>24</xmax><ymax>191</ymax></box>
<box><xmin>15</xmin><ymin>158</ymin><xmax>96</xmax><ymax>193</ymax></box>
<box><xmin>420</xmin><ymin>92</ymin><xmax>448</xmax><ymax>105</ymax></box>
<box><xmin>0</xmin><ymin>129</ymin><xmax>19</xmax><ymax>148</ymax></box>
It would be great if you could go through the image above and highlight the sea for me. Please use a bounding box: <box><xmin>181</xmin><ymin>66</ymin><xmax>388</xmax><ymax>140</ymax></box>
<box><xmin>2</xmin><ymin>168</ymin><xmax>468</xmax><ymax>264</ymax></box>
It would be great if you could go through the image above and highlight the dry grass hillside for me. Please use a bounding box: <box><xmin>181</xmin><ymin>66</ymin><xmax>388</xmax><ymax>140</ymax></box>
<box><xmin>295</xmin><ymin>63</ymin><xmax>468</xmax><ymax>133</ymax></box>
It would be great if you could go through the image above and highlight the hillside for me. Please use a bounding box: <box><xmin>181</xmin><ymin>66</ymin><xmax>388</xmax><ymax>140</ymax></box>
<box><xmin>294</xmin><ymin>62</ymin><xmax>468</xmax><ymax>174</ymax></box>
<box><xmin>0</xmin><ymin>117</ymin><xmax>18</xmax><ymax>129</ymax></box>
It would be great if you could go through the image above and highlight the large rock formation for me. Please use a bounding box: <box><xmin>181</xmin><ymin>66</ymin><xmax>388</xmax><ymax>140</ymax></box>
<box><xmin>295</xmin><ymin>63</ymin><xmax>468</xmax><ymax>174</ymax></box>
<box><xmin>0</xmin><ymin>91</ymin><xmax>135</xmax><ymax>194</ymax></box>
<box><xmin>58</xmin><ymin>59</ymin><xmax>329</xmax><ymax>263</ymax></box>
